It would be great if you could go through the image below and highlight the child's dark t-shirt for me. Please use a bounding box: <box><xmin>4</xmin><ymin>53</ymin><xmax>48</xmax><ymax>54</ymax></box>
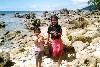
<box><xmin>47</xmin><ymin>24</ymin><xmax>62</xmax><ymax>39</ymax></box>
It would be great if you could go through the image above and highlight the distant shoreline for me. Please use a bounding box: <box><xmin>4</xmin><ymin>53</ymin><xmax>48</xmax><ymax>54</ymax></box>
<box><xmin>0</xmin><ymin>11</ymin><xmax>44</xmax><ymax>15</ymax></box>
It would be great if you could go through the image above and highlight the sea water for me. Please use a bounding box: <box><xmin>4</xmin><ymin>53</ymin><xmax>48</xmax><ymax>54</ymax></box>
<box><xmin>0</xmin><ymin>11</ymin><xmax>43</xmax><ymax>52</ymax></box>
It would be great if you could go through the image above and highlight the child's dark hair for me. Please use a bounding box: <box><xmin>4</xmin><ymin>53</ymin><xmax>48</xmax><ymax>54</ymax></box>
<box><xmin>34</xmin><ymin>27</ymin><xmax>41</xmax><ymax>33</ymax></box>
<box><xmin>50</xmin><ymin>15</ymin><xmax>58</xmax><ymax>21</ymax></box>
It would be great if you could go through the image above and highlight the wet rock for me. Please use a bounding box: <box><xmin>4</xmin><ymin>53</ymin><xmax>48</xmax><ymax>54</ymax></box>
<box><xmin>4</xmin><ymin>31</ymin><xmax>9</xmax><ymax>35</ymax></box>
<box><xmin>26</xmin><ymin>19</ymin><xmax>41</xmax><ymax>31</ymax></box>
<box><xmin>0</xmin><ymin>21</ymin><xmax>6</xmax><ymax>28</ymax></box>
<box><xmin>16</xmin><ymin>31</ymin><xmax>21</xmax><ymax>34</ymax></box>
<box><xmin>31</xmin><ymin>19</ymin><xmax>41</xmax><ymax>28</ymax></box>
<box><xmin>0</xmin><ymin>39</ymin><xmax>4</xmax><ymax>46</ymax></box>
<box><xmin>5</xmin><ymin>31</ymin><xmax>21</xmax><ymax>40</ymax></box>
<box><xmin>59</xmin><ymin>8</ymin><xmax>69</xmax><ymax>15</ymax></box>
<box><xmin>43</xmin><ymin>11</ymin><xmax>48</xmax><ymax>17</ymax></box>
<box><xmin>14</xmin><ymin>13</ymin><xmax>25</xmax><ymax>18</ymax></box>
<box><xmin>14</xmin><ymin>13</ymin><xmax>19</xmax><ymax>17</ymax></box>
<box><xmin>0</xmin><ymin>14</ymin><xmax>5</xmax><ymax>16</ymax></box>
<box><xmin>25</xmin><ymin>12</ymin><xmax>36</xmax><ymax>19</ymax></box>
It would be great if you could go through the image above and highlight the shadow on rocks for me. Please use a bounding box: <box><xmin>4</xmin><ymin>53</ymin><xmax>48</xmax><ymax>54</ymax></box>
<box><xmin>4</xmin><ymin>60</ymin><xmax>15</xmax><ymax>67</ymax></box>
<box><xmin>61</xmin><ymin>44</ymin><xmax>76</xmax><ymax>62</ymax></box>
<box><xmin>44</xmin><ymin>44</ymin><xmax>76</xmax><ymax>62</ymax></box>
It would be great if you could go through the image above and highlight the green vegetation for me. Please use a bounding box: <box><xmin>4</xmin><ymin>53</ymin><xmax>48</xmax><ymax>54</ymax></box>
<box><xmin>88</xmin><ymin>0</ymin><xmax>100</xmax><ymax>10</ymax></box>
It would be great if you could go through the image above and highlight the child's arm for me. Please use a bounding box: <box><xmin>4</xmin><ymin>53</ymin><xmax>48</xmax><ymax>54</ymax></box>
<box><xmin>33</xmin><ymin>36</ymin><xmax>39</xmax><ymax>45</ymax></box>
<box><xmin>39</xmin><ymin>36</ymin><xmax>45</xmax><ymax>44</ymax></box>
<box><xmin>57</xmin><ymin>32</ymin><xmax>62</xmax><ymax>35</ymax></box>
<box><xmin>45</xmin><ymin>34</ymin><xmax>50</xmax><ymax>45</ymax></box>
<box><xmin>46</xmin><ymin>26</ymin><xmax>51</xmax><ymax>45</ymax></box>
<box><xmin>34</xmin><ymin>38</ymin><xmax>39</xmax><ymax>45</ymax></box>
<box><xmin>47</xmin><ymin>26</ymin><xmax>51</xmax><ymax>42</ymax></box>
<box><xmin>47</xmin><ymin>34</ymin><xmax>50</xmax><ymax>42</ymax></box>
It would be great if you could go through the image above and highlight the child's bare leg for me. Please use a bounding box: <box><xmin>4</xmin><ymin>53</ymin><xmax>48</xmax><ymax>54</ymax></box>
<box><xmin>36</xmin><ymin>59</ymin><xmax>38</xmax><ymax>67</ymax></box>
<box><xmin>58</xmin><ymin>58</ymin><xmax>61</xmax><ymax>67</ymax></box>
<box><xmin>58</xmin><ymin>56</ymin><xmax>62</xmax><ymax>67</ymax></box>
<box><xmin>38</xmin><ymin>59</ymin><xmax>42</xmax><ymax>67</ymax></box>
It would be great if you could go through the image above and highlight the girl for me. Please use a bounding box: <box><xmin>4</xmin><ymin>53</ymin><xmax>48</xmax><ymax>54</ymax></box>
<box><xmin>33</xmin><ymin>28</ymin><xmax>45</xmax><ymax>67</ymax></box>
<box><xmin>47</xmin><ymin>15</ymin><xmax>63</xmax><ymax>66</ymax></box>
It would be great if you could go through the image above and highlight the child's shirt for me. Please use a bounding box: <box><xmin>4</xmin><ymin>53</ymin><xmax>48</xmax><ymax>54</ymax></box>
<box><xmin>33</xmin><ymin>35</ymin><xmax>44</xmax><ymax>51</ymax></box>
<box><xmin>47</xmin><ymin>24</ymin><xmax>62</xmax><ymax>39</ymax></box>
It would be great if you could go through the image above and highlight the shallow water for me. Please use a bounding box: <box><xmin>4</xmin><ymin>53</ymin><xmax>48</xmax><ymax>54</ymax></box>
<box><xmin>0</xmin><ymin>11</ymin><xmax>45</xmax><ymax>52</ymax></box>
<box><xmin>0</xmin><ymin>13</ymin><xmax>32</xmax><ymax>52</ymax></box>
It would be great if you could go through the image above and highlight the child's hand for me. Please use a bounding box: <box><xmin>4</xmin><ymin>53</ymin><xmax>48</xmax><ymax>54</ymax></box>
<box><xmin>37</xmin><ymin>36</ymin><xmax>42</xmax><ymax>42</ymax></box>
<box><xmin>45</xmin><ymin>41</ymin><xmax>49</xmax><ymax>45</ymax></box>
<box><xmin>53</xmin><ymin>32</ymin><xmax>57</xmax><ymax>36</ymax></box>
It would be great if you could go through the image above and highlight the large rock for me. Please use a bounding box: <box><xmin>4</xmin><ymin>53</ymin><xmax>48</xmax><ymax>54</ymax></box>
<box><xmin>68</xmin><ymin>34</ymin><xmax>92</xmax><ymax>44</ymax></box>
<box><xmin>85</xmin><ymin>24</ymin><xmax>98</xmax><ymax>31</ymax></box>
<box><xmin>67</xmin><ymin>28</ymin><xmax>86</xmax><ymax>37</ymax></box>
<box><xmin>59</xmin><ymin>8</ymin><xmax>69</xmax><ymax>15</ymax></box>
<box><xmin>71</xmin><ymin>56</ymin><xmax>96</xmax><ymax>67</ymax></box>
<box><xmin>90</xmin><ymin>37</ymin><xmax>100</xmax><ymax>46</ymax></box>
<box><xmin>69</xmin><ymin>17</ymin><xmax>89</xmax><ymax>29</ymax></box>
<box><xmin>90</xmin><ymin>37</ymin><xmax>100</xmax><ymax>51</ymax></box>
<box><xmin>67</xmin><ymin>28</ymin><xmax>92</xmax><ymax>43</ymax></box>
<box><xmin>84</xmin><ymin>30</ymin><xmax>100</xmax><ymax>38</ymax></box>
<box><xmin>93</xmin><ymin>51</ymin><xmax>100</xmax><ymax>59</ymax></box>
<box><xmin>0</xmin><ymin>37</ymin><xmax>4</xmax><ymax>46</ymax></box>
<box><xmin>25</xmin><ymin>12</ymin><xmax>36</xmax><ymax>19</ymax></box>
<box><xmin>0</xmin><ymin>52</ymin><xmax>10</xmax><ymax>67</ymax></box>
<box><xmin>5</xmin><ymin>31</ymin><xmax>21</xmax><ymax>40</ymax></box>
<box><xmin>72</xmin><ymin>41</ymin><xmax>89</xmax><ymax>52</ymax></box>
<box><xmin>83</xmin><ymin>57</ymin><xmax>96</xmax><ymax>67</ymax></box>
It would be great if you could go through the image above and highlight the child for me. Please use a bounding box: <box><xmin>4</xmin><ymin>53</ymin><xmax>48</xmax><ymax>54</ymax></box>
<box><xmin>33</xmin><ymin>27</ymin><xmax>45</xmax><ymax>67</ymax></box>
<box><xmin>47</xmin><ymin>15</ymin><xmax>63</xmax><ymax>66</ymax></box>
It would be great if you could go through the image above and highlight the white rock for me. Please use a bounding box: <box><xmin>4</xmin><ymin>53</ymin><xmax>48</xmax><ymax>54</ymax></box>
<box><xmin>84</xmin><ymin>30</ymin><xmax>100</xmax><ymax>38</ymax></box>
<box><xmin>72</xmin><ymin>41</ymin><xmax>88</xmax><ymax>52</ymax></box>
<box><xmin>93</xmin><ymin>51</ymin><xmax>100</xmax><ymax>58</ymax></box>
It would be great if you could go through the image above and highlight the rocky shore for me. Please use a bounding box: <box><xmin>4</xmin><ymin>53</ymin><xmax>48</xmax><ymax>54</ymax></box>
<box><xmin>0</xmin><ymin>10</ymin><xmax>100</xmax><ymax>67</ymax></box>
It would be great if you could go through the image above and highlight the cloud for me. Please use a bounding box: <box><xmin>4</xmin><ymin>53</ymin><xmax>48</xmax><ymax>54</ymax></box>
<box><xmin>72</xmin><ymin>0</ymin><xmax>89</xmax><ymax>4</ymax></box>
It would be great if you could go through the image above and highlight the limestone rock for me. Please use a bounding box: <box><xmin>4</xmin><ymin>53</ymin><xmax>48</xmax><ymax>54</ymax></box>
<box><xmin>68</xmin><ymin>34</ymin><xmax>92</xmax><ymax>43</ymax></box>
<box><xmin>0</xmin><ymin>52</ymin><xmax>10</xmax><ymax>67</ymax></box>
<box><xmin>5</xmin><ymin>31</ymin><xmax>21</xmax><ymax>40</ymax></box>
<box><xmin>72</xmin><ymin>41</ymin><xmax>89</xmax><ymax>52</ymax></box>
<box><xmin>83</xmin><ymin>57</ymin><xmax>96</xmax><ymax>67</ymax></box>
<box><xmin>84</xmin><ymin>30</ymin><xmax>100</xmax><ymax>38</ymax></box>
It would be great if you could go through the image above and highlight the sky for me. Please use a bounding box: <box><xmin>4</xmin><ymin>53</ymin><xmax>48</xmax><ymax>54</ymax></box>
<box><xmin>0</xmin><ymin>0</ymin><xmax>89</xmax><ymax>11</ymax></box>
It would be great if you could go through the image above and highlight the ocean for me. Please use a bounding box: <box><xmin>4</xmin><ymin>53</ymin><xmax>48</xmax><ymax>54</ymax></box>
<box><xmin>0</xmin><ymin>11</ymin><xmax>44</xmax><ymax>15</ymax></box>
<box><xmin>0</xmin><ymin>11</ymin><xmax>44</xmax><ymax>31</ymax></box>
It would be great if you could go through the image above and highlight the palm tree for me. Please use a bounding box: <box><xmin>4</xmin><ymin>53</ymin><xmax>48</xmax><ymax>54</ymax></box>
<box><xmin>88</xmin><ymin>0</ymin><xmax>100</xmax><ymax>10</ymax></box>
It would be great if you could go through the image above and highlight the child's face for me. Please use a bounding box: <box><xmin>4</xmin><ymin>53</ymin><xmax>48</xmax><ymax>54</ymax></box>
<box><xmin>51</xmin><ymin>18</ymin><xmax>58</xmax><ymax>25</ymax></box>
<box><xmin>34</xmin><ymin>32</ymin><xmax>40</xmax><ymax>36</ymax></box>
